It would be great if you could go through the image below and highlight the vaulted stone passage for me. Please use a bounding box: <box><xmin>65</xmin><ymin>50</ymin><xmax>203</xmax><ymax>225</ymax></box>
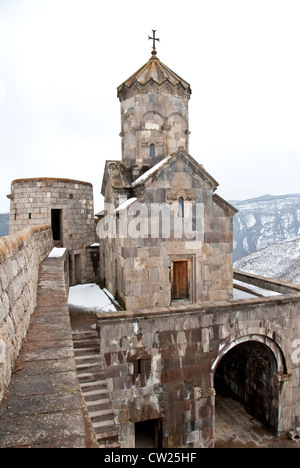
<box><xmin>214</xmin><ymin>341</ymin><xmax>280</xmax><ymax>433</ymax></box>
<box><xmin>135</xmin><ymin>418</ymin><xmax>163</xmax><ymax>448</ymax></box>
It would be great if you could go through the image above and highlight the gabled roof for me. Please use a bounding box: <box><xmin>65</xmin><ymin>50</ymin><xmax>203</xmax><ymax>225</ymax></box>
<box><xmin>213</xmin><ymin>193</ymin><xmax>238</xmax><ymax>216</ymax></box>
<box><xmin>117</xmin><ymin>55</ymin><xmax>191</xmax><ymax>101</ymax></box>
<box><xmin>109</xmin><ymin>148</ymin><xmax>238</xmax><ymax>216</ymax></box>
<box><xmin>101</xmin><ymin>161</ymin><xmax>132</xmax><ymax>196</ymax></box>
<box><xmin>103</xmin><ymin>150</ymin><xmax>237</xmax><ymax>218</ymax></box>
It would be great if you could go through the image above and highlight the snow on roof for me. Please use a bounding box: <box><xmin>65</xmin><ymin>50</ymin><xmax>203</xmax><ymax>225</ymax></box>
<box><xmin>68</xmin><ymin>283</ymin><xmax>117</xmax><ymax>313</ymax></box>
<box><xmin>48</xmin><ymin>247</ymin><xmax>67</xmax><ymax>258</ymax></box>
<box><xmin>131</xmin><ymin>155</ymin><xmax>173</xmax><ymax>188</ymax></box>
<box><xmin>114</xmin><ymin>197</ymin><xmax>137</xmax><ymax>213</ymax></box>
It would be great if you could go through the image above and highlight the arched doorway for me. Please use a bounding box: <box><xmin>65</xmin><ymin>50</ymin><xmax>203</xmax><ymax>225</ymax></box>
<box><xmin>212</xmin><ymin>335</ymin><xmax>286</xmax><ymax>438</ymax></box>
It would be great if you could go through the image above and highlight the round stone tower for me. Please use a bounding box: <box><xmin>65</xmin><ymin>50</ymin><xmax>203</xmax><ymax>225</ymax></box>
<box><xmin>8</xmin><ymin>178</ymin><xmax>98</xmax><ymax>285</ymax></box>
<box><xmin>117</xmin><ymin>45</ymin><xmax>192</xmax><ymax>177</ymax></box>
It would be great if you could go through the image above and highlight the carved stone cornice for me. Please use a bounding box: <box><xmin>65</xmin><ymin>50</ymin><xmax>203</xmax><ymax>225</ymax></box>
<box><xmin>117</xmin><ymin>56</ymin><xmax>191</xmax><ymax>102</ymax></box>
<box><xmin>118</xmin><ymin>80</ymin><xmax>191</xmax><ymax>102</ymax></box>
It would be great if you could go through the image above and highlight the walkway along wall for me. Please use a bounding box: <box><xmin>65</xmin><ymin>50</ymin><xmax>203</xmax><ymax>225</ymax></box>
<box><xmin>96</xmin><ymin>275</ymin><xmax>300</xmax><ymax>448</ymax></box>
<box><xmin>0</xmin><ymin>226</ymin><xmax>53</xmax><ymax>402</ymax></box>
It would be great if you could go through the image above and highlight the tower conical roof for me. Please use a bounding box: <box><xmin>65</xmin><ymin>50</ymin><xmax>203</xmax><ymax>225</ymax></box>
<box><xmin>117</xmin><ymin>55</ymin><xmax>191</xmax><ymax>101</ymax></box>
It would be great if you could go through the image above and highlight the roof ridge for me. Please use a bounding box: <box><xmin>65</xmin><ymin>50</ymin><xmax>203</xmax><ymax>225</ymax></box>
<box><xmin>117</xmin><ymin>56</ymin><xmax>191</xmax><ymax>100</ymax></box>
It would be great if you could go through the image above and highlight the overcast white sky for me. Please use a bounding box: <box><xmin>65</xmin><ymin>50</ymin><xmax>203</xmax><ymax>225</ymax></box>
<box><xmin>0</xmin><ymin>0</ymin><xmax>299</xmax><ymax>213</ymax></box>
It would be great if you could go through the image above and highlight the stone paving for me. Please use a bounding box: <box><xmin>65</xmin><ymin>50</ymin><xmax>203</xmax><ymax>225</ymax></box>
<box><xmin>0</xmin><ymin>256</ymin><xmax>86</xmax><ymax>448</ymax></box>
<box><xmin>215</xmin><ymin>394</ymin><xmax>300</xmax><ymax>448</ymax></box>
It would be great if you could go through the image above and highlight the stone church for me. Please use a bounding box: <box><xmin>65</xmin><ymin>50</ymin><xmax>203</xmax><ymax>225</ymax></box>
<box><xmin>99</xmin><ymin>39</ymin><xmax>237</xmax><ymax>311</ymax></box>
<box><xmin>94</xmin><ymin>37</ymin><xmax>300</xmax><ymax>448</ymax></box>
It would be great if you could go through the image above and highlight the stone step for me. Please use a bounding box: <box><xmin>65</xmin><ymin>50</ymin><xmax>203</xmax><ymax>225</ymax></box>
<box><xmin>75</xmin><ymin>362</ymin><xmax>104</xmax><ymax>373</ymax></box>
<box><xmin>80</xmin><ymin>379</ymin><xmax>107</xmax><ymax>392</ymax></box>
<box><xmin>74</xmin><ymin>346</ymin><xmax>99</xmax><ymax>356</ymax></box>
<box><xmin>72</xmin><ymin>331</ymin><xmax>99</xmax><ymax>341</ymax></box>
<box><xmin>89</xmin><ymin>408</ymin><xmax>115</xmax><ymax>423</ymax></box>
<box><xmin>77</xmin><ymin>370</ymin><xmax>105</xmax><ymax>382</ymax></box>
<box><xmin>96</xmin><ymin>429</ymin><xmax>120</xmax><ymax>446</ymax></box>
<box><xmin>71</xmin><ymin>328</ymin><xmax>119</xmax><ymax>448</ymax></box>
<box><xmin>73</xmin><ymin>341</ymin><xmax>100</xmax><ymax>352</ymax></box>
<box><xmin>85</xmin><ymin>398</ymin><xmax>112</xmax><ymax>412</ymax></box>
<box><xmin>73</xmin><ymin>336</ymin><xmax>99</xmax><ymax>345</ymax></box>
<box><xmin>75</xmin><ymin>354</ymin><xmax>101</xmax><ymax>364</ymax></box>
<box><xmin>93</xmin><ymin>420</ymin><xmax>116</xmax><ymax>435</ymax></box>
<box><xmin>77</xmin><ymin>372</ymin><xmax>96</xmax><ymax>383</ymax></box>
<box><xmin>98</xmin><ymin>441</ymin><xmax>120</xmax><ymax>448</ymax></box>
<box><xmin>83</xmin><ymin>388</ymin><xmax>110</xmax><ymax>402</ymax></box>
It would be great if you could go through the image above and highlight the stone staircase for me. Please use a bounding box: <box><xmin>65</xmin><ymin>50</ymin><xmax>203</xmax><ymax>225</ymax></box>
<box><xmin>72</xmin><ymin>330</ymin><xmax>120</xmax><ymax>448</ymax></box>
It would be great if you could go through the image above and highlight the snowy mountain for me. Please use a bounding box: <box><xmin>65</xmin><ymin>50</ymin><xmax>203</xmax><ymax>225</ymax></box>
<box><xmin>0</xmin><ymin>213</ymin><xmax>9</xmax><ymax>237</ymax></box>
<box><xmin>231</xmin><ymin>194</ymin><xmax>300</xmax><ymax>261</ymax></box>
<box><xmin>234</xmin><ymin>238</ymin><xmax>300</xmax><ymax>285</ymax></box>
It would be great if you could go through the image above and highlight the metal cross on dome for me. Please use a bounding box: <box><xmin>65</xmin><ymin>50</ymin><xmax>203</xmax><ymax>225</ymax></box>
<box><xmin>148</xmin><ymin>30</ymin><xmax>160</xmax><ymax>55</ymax></box>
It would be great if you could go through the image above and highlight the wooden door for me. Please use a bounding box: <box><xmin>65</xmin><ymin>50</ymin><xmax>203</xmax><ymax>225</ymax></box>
<box><xmin>172</xmin><ymin>260</ymin><xmax>189</xmax><ymax>300</ymax></box>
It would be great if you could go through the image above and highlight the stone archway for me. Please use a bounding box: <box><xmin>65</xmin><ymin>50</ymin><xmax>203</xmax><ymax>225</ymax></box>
<box><xmin>211</xmin><ymin>335</ymin><xmax>287</xmax><ymax>436</ymax></box>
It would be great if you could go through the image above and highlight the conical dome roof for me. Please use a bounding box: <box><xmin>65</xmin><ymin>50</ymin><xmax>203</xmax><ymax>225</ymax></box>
<box><xmin>117</xmin><ymin>54</ymin><xmax>192</xmax><ymax>101</ymax></box>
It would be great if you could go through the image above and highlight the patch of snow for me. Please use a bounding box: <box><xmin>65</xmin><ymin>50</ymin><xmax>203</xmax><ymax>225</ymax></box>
<box><xmin>114</xmin><ymin>197</ymin><xmax>137</xmax><ymax>213</ymax></box>
<box><xmin>131</xmin><ymin>155</ymin><xmax>173</xmax><ymax>187</ymax></box>
<box><xmin>233</xmin><ymin>280</ymin><xmax>282</xmax><ymax>297</ymax></box>
<box><xmin>103</xmin><ymin>288</ymin><xmax>114</xmax><ymax>301</ymax></box>
<box><xmin>269</xmin><ymin>193</ymin><xmax>289</xmax><ymax>196</ymax></box>
<box><xmin>233</xmin><ymin>288</ymin><xmax>257</xmax><ymax>299</ymax></box>
<box><xmin>103</xmin><ymin>288</ymin><xmax>122</xmax><ymax>309</ymax></box>
<box><xmin>90</xmin><ymin>243</ymin><xmax>100</xmax><ymax>247</ymax></box>
<box><xmin>68</xmin><ymin>283</ymin><xmax>117</xmax><ymax>313</ymax></box>
<box><xmin>48</xmin><ymin>247</ymin><xmax>66</xmax><ymax>258</ymax></box>
<box><xmin>244</xmin><ymin>214</ymin><xmax>256</xmax><ymax>228</ymax></box>
<box><xmin>242</xmin><ymin>237</ymin><xmax>249</xmax><ymax>250</ymax></box>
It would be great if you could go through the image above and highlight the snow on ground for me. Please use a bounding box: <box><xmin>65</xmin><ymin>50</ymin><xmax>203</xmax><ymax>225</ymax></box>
<box><xmin>233</xmin><ymin>288</ymin><xmax>257</xmax><ymax>300</ymax></box>
<box><xmin>48</xmin><ymin>247</ymin><xmax>67</xmax><ymax>258</ymax></box>
<box><xmin>68</xmin><ymin>283</ymin><xmax>117</xmax><ymax>313</ymax></box>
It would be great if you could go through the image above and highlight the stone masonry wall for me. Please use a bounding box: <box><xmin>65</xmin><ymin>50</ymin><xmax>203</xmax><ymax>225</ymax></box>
<box><xmin>97</xmin><ymin>287</ymin><xmax>300</xmax><ymax>448</ymax></box>
<box><xmin>120</xmin><ymin>92</ymin><xmax>190</xmax><ymax>167</ymax></box>
<box><xmin>102</xmin><ymin>152</ymin><xmax>235</xmax><ymax>310</ymax></box>
<box><xmin>0</xmin><ymin>226</ymin><xmax>53</xmax><ymax>402</ymax></box>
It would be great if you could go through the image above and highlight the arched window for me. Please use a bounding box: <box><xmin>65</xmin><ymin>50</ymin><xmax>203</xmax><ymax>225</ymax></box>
<box><xmin>178</xmin><ymin>197</ymin><xmax>184</xmax><ymax>218</ymax></box>
<box><xmin>150</xmin><ymin>144</ymin><xmax>155</xmax><ymax>157</ymax></box>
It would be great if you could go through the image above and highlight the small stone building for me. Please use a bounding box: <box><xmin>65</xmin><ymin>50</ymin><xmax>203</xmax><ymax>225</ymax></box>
<box><xmin>99</xmin><ymin>49</ymin><xmax>237</xmax><ymax>310</ymax></box>
<box><xmin>8</xmin><ymin>177</ymin><xmax>99</xmax><ymax>285</ymax></box>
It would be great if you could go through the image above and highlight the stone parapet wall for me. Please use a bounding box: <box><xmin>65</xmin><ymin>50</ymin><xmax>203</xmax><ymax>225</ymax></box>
<box><xmin>0</xmin><ymin>225</ymin><xmax>53</xmax><ymax>402</ymax></box>
<box><xmin>233</xmin><ymin>269</ymin><xmax>300</xmax><ymax>295</ymax></box>
<box><xmin>97</xmin><ymin>290</ymin><xmax>300</xmax><ymax>447</ymax></box>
